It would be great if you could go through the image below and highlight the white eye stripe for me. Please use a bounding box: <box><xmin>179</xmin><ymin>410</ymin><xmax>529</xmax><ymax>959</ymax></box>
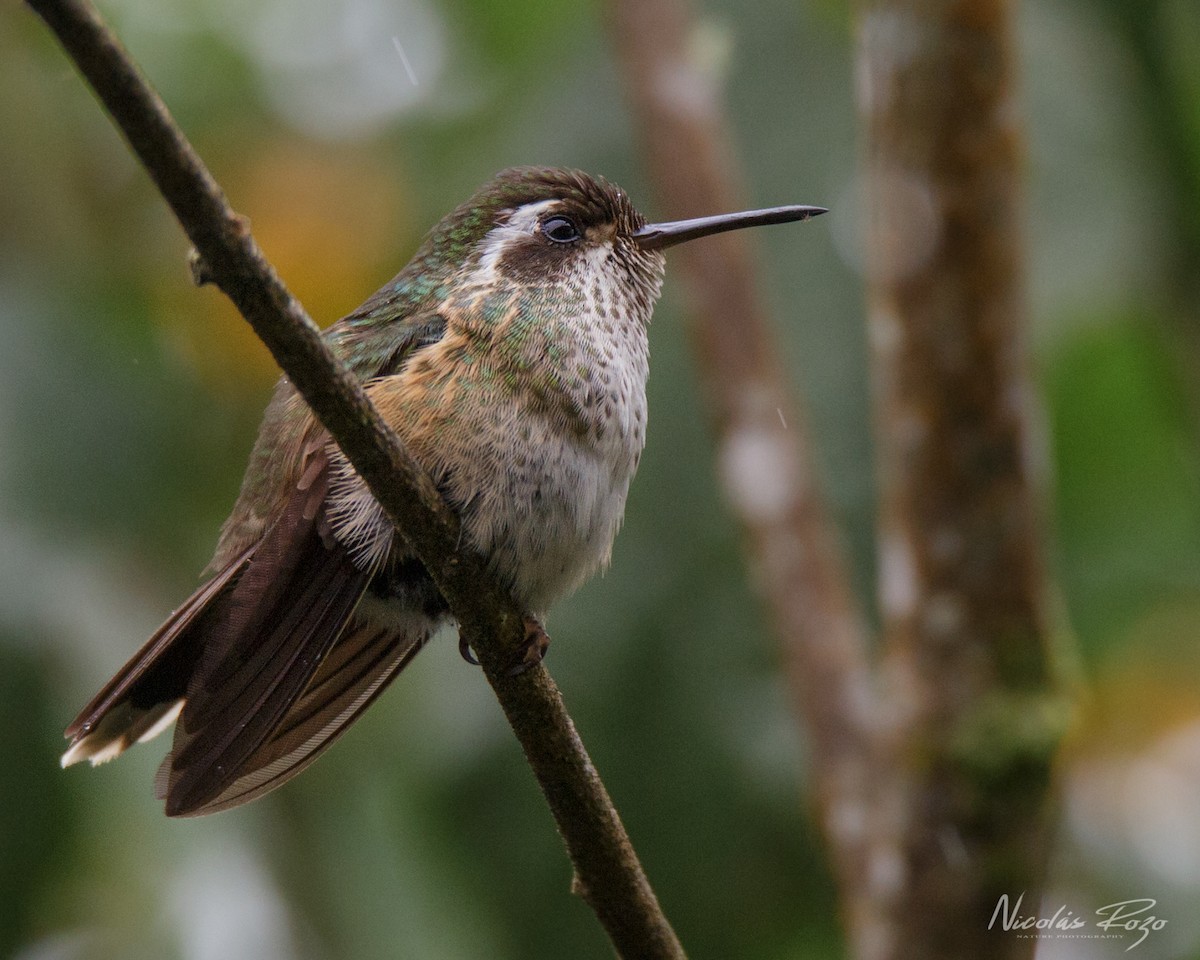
<box><xmin>506</xmin><ymin>199</ymin><xmax>560</xmax><ymax>233</ymax></box>
<box><xmin>475</xmin><ymin>198</ymin><xmax>561</xmax><ymax>281</ymax></box>
<box><xmin>470</xmin><ymin>196</ymin><xmax>559</xmax><ymax>279</ymax></box>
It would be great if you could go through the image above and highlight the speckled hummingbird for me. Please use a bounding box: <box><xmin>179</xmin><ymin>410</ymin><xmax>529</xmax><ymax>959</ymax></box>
<box><xmin>61</xmin><ymin>166</ymin><xmax>825</xmax><ymax>816</ymax></box>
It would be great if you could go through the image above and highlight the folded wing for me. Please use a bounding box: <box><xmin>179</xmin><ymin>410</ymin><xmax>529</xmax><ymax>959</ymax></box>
<box><xmin>65</xmin><ymin>441</ymin><xmax>436</xmax><ymax>817</ymax></box>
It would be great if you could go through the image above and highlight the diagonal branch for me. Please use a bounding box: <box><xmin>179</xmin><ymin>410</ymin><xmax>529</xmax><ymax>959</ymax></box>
<box><xmin>26</xmin><ymin>0</ymin><xmax>685</xmax><ymax>956</ymax></box>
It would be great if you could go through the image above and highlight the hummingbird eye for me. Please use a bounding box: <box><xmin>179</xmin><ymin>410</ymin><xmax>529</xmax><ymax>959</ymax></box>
<box><xmin>541</xmin><ymin>215</ymin><xmax>581</xmax><ymax>244</ymax></box>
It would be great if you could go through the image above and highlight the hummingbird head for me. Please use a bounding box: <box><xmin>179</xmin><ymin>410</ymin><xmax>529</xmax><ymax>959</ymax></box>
<box><xmin>434</xmin><ymin>167</ymin><xmax>667</xmax><ymax>317</ymax></box>
<box><xmin>352</xmin><ymin>166</ymin><xmax>825</xmax><ymax>334</ymax></box>
<box><xmin>421</xmin><ymin>166</ymin><xmax>825</xmax><ymax>320</ymax></box>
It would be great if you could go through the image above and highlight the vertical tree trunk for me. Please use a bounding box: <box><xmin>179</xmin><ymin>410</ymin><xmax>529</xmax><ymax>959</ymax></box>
<box><xmin>860</xmin><ymin>1</ymin><xmax>1068</xmax><ymax>957</ymax></box>
<box><xmin>607</xmin><ymin>0</ymin><xmax>880</xmax><ymax>935</ymax></box>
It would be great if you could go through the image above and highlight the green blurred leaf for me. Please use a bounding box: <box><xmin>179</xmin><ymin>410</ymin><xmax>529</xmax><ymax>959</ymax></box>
<box><xmin>1048</xmin><ymin>315</ymin><xmax>1200</xmax><ymax>650</ymax></box>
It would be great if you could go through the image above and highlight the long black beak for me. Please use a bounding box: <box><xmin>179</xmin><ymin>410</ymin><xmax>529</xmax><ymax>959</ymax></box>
<box><xmin>632</xmin><ymin>204</ymin><xmax>827</xmax><ymax>251</ymax></box>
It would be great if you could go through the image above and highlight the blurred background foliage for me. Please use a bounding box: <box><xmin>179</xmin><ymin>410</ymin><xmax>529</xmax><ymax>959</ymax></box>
<box><xmin>1</xmin><ymin>0</ymin><xmax>1198</xmax><ymax>958</ymax></box>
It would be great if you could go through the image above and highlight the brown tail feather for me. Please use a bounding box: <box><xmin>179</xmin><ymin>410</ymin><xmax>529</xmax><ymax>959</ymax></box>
<box><xmin>161</xmin><ymin>536</ymin><xmax>372</xmax><ymax>814</ymax></box>
<box><xmin>161</xmin><ymin>619</ymin><xmax>431</xmax><ymax>816</ymax></box>
<box><xmin>61</xmin><ymin>546</ymin><xmax>253</xmax><ymax>768</ymax></box>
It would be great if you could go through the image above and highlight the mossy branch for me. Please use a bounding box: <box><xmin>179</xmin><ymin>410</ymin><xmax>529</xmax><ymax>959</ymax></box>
<box><xmin>610</xmin><ymin>0</ymin><xmax>1068</xmax><ymax>958</ymax></box>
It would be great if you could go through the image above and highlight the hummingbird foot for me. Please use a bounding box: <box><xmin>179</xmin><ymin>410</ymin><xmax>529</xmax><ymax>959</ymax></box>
<box><xmin>507</xmin><ymin>616</ymin><xmax>550</xmax><ymax>677</ymax></box>
<box><xmin>458</xmin><ymin>617</ymin><xmax>549</xmax><ymax>674</ymax></box>
<box><xmin>458</xmin><ymin>635</ymin><xmax>480</xmax><ymax>666</ymax></box>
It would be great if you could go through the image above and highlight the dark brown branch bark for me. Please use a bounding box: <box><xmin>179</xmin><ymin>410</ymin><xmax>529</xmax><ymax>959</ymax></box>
<box><xmin>606</xmin><ymin>0</ymin><xmax>883</xmax><ymax>944</ymax></box>
<box><xmin>26</xmin><ymin>1</ymin><xmax>684</xmax><ymax>956</ymax></box>
<box><xmin>860</xmin><ymin>1</ymin><xmax>1067</xmax><ymax>957</ymax></box>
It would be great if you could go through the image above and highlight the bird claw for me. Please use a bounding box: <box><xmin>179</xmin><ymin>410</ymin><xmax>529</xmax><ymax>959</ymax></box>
<box><xmin>458</xmin><ymin>617</ymin><xmax>549</xmax><ymax>674</ymax></box>
<box><xmin>506</xmin><ymin>616</ymin><xmax>550</xmax><ymax>677</ymax></box>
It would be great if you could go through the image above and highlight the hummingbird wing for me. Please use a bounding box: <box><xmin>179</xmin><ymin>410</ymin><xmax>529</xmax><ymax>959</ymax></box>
<box><xmin>152</xmin><ymin>442</ymin><xmax>379</xmax><ymax>816</ymax></box>
<box><xmin>208</xmin><ymin>311</ymin><xmax>447</xmax><ymax>570</ymax></box>
<box><xmin>153</xmin><ymin>308</ymin><xmax>452</xmax><ymax>815</ymax></box>
<box><xmin>65</xmin><ymin>308</ymin><xmax>450</xmax><ymax>814</ymax></box>
<box><xmin>159</xmin><ymin>618</ymin><xmax>430</xmax><ymax>815</ymax></box>
<box><xmin>64</xmin><ymin>438</ymin><xmax>437</xmax><ymax>817</ymax></box>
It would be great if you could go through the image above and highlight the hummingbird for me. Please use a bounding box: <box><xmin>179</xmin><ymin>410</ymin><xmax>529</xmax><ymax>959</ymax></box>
<box><xmin>61</xmin><ymin>166</ymin><xmax>825</xmax><ymax>816</ymax></box>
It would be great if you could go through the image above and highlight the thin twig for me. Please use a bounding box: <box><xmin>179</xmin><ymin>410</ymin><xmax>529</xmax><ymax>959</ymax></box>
<box><xmin>606</xmin><ymin>0</ymin><xmax>883</xmax><ymax>945</ymax></box>
<box><xmin>26</xmin><ymin>0</ymin><xmax>685</xmax><ymax>956</ymax></box>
